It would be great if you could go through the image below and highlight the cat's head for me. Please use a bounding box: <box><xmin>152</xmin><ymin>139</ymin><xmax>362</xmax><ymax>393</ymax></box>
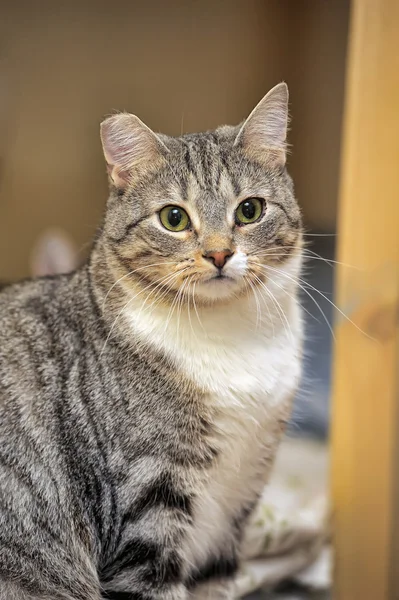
<box><xmin>100</xmin><ymin>83</ymin><xmax>302</xmax><ymax>307</ymax></box>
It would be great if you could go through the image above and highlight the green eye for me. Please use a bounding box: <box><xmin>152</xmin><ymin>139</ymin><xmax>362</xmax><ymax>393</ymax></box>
<box><xmin>235</xmin><ymin>198</ymin><xmax>264</xmax><ymax>225</ymax></box>
<box><xmin>159</xmin><ymin>206</ymin><xmax>190</xmax><ymax>232</ymax></box>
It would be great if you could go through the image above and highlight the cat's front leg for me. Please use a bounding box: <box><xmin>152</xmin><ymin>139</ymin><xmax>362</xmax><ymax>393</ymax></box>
<box><xmin>101</xmin><ymin>544</ymin><xmax>189</xmax><ymax>600</ymax></box>
<box><xmin>100</xmin><ymin>471</ymin><xmax>194</xmax><ymax>600</ymax></box>
<box><xmin>102</xmin><ymin>561</ymin><xmax>189</xmax><ymax>600</ymax></box>
<box><xmin>190</xmin><ymin>580</ymin><xmax>236</xmax><ymax>599</ymax></box>
<box><xmin>102</xmin><ymin>583</ymin><xmax>188</xmax><ymax>600</ymax></box>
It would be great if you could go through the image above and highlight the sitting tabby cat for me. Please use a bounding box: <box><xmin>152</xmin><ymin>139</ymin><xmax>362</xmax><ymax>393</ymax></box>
<box><xmin>0</xmin><ymin>83</ymin><xmax>303</xmax><ymax>600</ymax></box>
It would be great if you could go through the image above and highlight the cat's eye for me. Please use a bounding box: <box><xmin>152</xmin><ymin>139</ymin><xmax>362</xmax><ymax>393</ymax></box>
<box><xmin>159</xmin><ymin>206</ymin><xmax>190</xmax><ymax>232</ymax></box>
<box><xmin>235</xmin><ymin>198</ymin><xmax>264</xmax><ymax>225</ymax></box>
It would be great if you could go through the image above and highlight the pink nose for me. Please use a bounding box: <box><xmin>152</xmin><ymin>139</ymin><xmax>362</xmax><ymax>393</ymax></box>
<box><xmin>203</xmin><ymin>249</ymin><xmax>233</xmax><ymax>269</ymax></box>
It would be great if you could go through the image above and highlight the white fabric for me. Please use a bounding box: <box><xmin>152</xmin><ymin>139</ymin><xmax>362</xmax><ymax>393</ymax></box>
<box><xmin>236</xmin><ymin>437</ymin><xmax>330</xmax><ymax>597</ymax></box>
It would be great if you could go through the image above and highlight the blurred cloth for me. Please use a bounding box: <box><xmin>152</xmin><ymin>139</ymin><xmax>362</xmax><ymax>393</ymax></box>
<box><xmin>237</xmin><ymin>437</ymin><xmax>330</xmax><ymax>597</ymax></box>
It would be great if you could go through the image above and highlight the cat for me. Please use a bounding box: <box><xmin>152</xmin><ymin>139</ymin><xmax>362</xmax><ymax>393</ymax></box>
<box><xmin>0</xmin><ymin>82</ymin><xmax>303</xmax><ymax>600</ymax></box>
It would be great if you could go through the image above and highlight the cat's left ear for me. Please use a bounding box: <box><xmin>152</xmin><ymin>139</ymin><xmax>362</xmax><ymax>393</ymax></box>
<box><xmin>100</xmin><ymin>113</ymin><xmax>168</xmax><ymax>190</ymax></box>
<box><xmin>234</xmin><ymin>82</ymin><xmax>289</xmax><ymax>167</ymax></box>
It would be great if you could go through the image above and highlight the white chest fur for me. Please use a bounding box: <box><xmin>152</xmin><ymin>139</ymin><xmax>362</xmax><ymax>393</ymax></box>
<box><xmin>126</xmin><ymin>263</ymin><xmax>303</xmax><ymax>569</ymax></box>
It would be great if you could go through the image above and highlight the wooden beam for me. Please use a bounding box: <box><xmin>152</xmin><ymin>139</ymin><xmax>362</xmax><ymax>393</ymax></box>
<box><xmin>331</xmin><ymin>0</ymin><xmax>399</xmax><ymax>599</ymax></box>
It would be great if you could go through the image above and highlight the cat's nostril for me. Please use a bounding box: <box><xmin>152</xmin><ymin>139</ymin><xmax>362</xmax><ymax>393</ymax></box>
<box><xmin>203</xmin><ymin>249</ymin><xmax>234</xmax><ymax>269</ymax></box>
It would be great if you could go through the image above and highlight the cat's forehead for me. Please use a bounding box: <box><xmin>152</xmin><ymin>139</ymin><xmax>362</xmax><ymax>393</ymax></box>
<box><xmin>163</xmin><ymin>130</ymin><xmax>272</xmax><ymax>210</ymax></box>
<box><xmin>172</xmin><ymin>130</ymin><xmax>232</xmax><ymax>173</ymax></box>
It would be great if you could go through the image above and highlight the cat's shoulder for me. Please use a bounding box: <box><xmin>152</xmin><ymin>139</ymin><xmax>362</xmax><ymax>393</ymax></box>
<box><xmin>0</xmin><ymin>275</ymin><xmax>61</xmax><ymax>317</ymax></box>
<box><xmin>0</xmin><ymin>272</ymin><xmax>81</xmax><ymax>339</ymax></box>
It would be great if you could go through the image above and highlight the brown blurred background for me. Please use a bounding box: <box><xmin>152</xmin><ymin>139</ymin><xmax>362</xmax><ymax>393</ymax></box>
<box><xmin>0</xmin><ymin>0</ymin><xmax>349</xmax><ymax>280</ymax></box>
<box><xmin>2</xmin><ymin>3</ymin><xmax>399</xmax><ymax>598</ymax></box>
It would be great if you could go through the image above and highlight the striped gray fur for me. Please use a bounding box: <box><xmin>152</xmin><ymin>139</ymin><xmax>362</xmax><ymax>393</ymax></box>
<box><xmin>0</xmin><ymin>84</ymin><xmax>303</xmax><ymax>599</ymax></box>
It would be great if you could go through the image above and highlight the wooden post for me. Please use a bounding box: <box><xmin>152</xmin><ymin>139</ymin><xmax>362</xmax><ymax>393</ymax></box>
<box><xmin>331</xmin><ymin>0</ymin><xmax>399</xmax><ymax>598</ymax></box>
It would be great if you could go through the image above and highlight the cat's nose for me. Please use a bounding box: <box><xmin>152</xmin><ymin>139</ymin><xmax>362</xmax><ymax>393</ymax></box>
<box><xmin>203</xmin><ymin>249</ymin><xmax>234</xmax><ymax>269</ymax></box>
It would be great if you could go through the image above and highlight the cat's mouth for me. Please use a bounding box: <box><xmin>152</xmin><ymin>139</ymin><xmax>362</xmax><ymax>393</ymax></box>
<box><xmin>206</xmin><ymin>273</ymin><xmax>235</xmax><ymax>283</ymax></box>
<box><xmin>194</xmin><ymin>272</ymin><xmax>241</xmax><ymax>301</ymax></box>
<box><xmin>193</xmin><ymin>252</ymin><xmax>248</xmax><ymax>301</ymax></box>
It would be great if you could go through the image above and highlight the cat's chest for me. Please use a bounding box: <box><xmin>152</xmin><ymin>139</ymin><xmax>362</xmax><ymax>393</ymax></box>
<box><xmin>166</xmin><ymin>310</ymin><xmax>300</xmax><ymax>405</ymax></box>
<box><xmin>126</xmin><ymin>289</ymin><xmax>301</xmax><ymax>402</ymax></box>
<box><xmin>182</xmin><ymin>333</ymin><xmax>300</xmax><ymax>568</ymax></box>
<box><xmin>127</xmin><ymin>299</ymin><xmax>302</xmax><ymax>565</ymax></box>
<box><xmin>160</xmin><ymin>321</ymin><xmax>301</xmax><ymax>570</ymax></box>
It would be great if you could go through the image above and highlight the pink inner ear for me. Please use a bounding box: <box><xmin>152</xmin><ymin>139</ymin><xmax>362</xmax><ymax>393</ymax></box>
<box><xmin>115</xmin><ymin>168</ymin><xmax>132</xmax><ymax>184</ymax></box>
<box><xmin>101</xmin><ymin>113</ymin><xmax>169</xmax><ymax>189</ymax></box>
<box><xmin>101</xmin><ymin>117</ymin><xmax>134</xmax><ymax>169</ymax></box>
<box><xmin>106</xmin><ymin>161</ymin><xmax>131</xmax><ymax>186</ymax></box>
<box><xmin>104</xmin><ymin>137</ymin><xmax>134</xmax><ymax>170</ymax></box>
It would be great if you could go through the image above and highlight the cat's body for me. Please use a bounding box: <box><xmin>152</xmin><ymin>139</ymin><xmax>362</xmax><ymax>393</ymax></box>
<box><xmin>0</xmin><ymin>84</ymin><xmax>303</xmax><ymax>599</ymax></box>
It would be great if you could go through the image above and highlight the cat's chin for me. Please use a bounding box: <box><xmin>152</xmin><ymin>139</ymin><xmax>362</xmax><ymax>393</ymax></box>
<box><xmin>194</xmin><ymin>276</ymin><xmax>242</xmax><ymax>302</ymax></box>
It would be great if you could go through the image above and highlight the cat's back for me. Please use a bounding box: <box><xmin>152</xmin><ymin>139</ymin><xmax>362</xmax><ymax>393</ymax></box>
<box><xmin>0</xmin><ymin>269</ymin><xmax>89</xmax><ymax>341</ymax></box>
<box><xmin>0</xmin><ymin>270</ymin><xmax>96</xmax><ymax>397</ymax></box>
<box><xmin>1</xmin><ymin>276</ymin><xmax>61</xmax><ymax>362</ymax></box>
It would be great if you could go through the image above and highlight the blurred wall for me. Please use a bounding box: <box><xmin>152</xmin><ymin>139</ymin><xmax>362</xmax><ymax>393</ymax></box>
<box><xmin>285</xmin><ymin>0</ymin><xmax>349</xmax><ymax>232</ymax></box>
<box><xmin>0</xmin><ymin>0</ymin><xmax>349</xmax><ymax>281</ymax></box>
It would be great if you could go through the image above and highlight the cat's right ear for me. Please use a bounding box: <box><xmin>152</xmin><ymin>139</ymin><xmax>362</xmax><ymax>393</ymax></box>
<box><xmin>100</xmin><ymin>114</ymin><xmax>168</xmax><ymax>190</ymax></box>
<box><xmin>234</xmin><ymin>83</ymin><xmax>289</xmax><ymax>167</ymax></box>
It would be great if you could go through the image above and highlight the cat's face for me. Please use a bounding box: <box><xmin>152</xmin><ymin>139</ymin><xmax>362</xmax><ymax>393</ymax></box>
<box><xmin>100</xmin><ymin>84</ymin><xmax>302</xmax><ymax>307</ymax></box>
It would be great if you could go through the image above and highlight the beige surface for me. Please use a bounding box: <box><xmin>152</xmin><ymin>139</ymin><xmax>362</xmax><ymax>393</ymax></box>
<box><xmin>331</xmin><ymin>0</ymin><xmax>399</xmax><ymax>598</ymax></box>
<box><xmin>237</xmin><ymin>437</ymin><xmax>329</xmax><ymax>597</ymax></box>
<box><xmin>0</xmin><ymin>1</ymin><xmax>348</xmax><ymax>280</ymax></box>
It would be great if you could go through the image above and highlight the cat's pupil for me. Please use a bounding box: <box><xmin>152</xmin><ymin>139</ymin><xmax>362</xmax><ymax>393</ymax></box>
<box><xmin>168</xmin><ymin>208</ymin><xmax>182</xmax><ymax>227</ymax></box>
<box><xmin>242</xmin><ymin>201</ymin><xmax>255</xmax><ymax>219</ymax></box>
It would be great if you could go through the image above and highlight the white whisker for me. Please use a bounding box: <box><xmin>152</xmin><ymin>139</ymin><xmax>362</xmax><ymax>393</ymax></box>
<box><xmin>102</xmin><ymin>261</ymin><xmax>178</xmax><ymax>311</ymax></box>
<box><xmin>251</xmin><ymin>273</ymin><xmax>294</xmax><ymax>342</ymax></box>
<box><xmin>135</xmin><ymin>270</ymin><xmax>187</xmax><ymax>321</ymax></box>
<box><xmin>164</xmin><ymin>282</ymin><xmax>184</xmax><ymax>334</ymax></box>
<box><xmin>191</xmin><ymin>281</ymin><xmax>205</xmax><ymax>333</ymax></box>
<box><xmin>302</xmin><ymin>232</ymin><xmax>337</xmax><ymax>237</ymax></box>
<box><xmin>100</xmin><ymin>270</ymin><xmax>186</xmax><ymax>356</ymax></box>
<box><xmin>258</xmin><ymin>263</ymin><xmax>336</xmax><ymax>340</ymax></box>
<box><xmin>176</xmin><ymin>277</ymin><xmax>190</xmax><ymax>339</ymax></box>
<box><xmin>245</xmin><ymin>276</ymin><xmax>262</xmax><ymax>330</ymax></box>
<box><xmin>145</xmin><ymin>275</ymin><xmax>184</xmax><ymax>317</ymax></box>
<box><xmin>186</xmin><ymin>276</ymin><xmax>199</xmax><ymax>342</ymax></box>
<box><xmin>254</xmin><ymin>248</ymin><xmax>360</xmax><ymax>271</ymax></box>
<box><xmin>250</xmin><ymin>261</ymin><xmax>318</xmax><ymax>324</ymax></box>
